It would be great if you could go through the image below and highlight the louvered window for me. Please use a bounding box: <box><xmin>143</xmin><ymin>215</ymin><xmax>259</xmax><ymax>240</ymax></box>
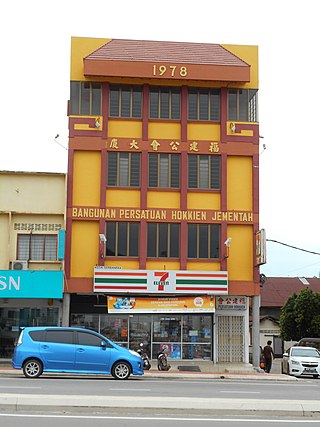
<box><xmin>149</xmin><ymin>87</ymin><xmax>181</xmax><ymax>119</ymax></box>
<box><xmin>187</xmin><ymin>224</ymin><xmax>220</xmax><ymax>259</ymax></box>
<box><xmin>228</xmin><ymin>89</ymin><xmax>258</xmax><ymax>122</ymax></box>
<box><xmin>70</xmin><ymin>81</ymin><xmax>102</xmax><ymax>115</ymax></box>
<box><xmin>109</xmin><ymin>85</ymin><xmax>142</xmax><ymax>118</ymax></box>
<box><xmin>188</xmin><ymin>88</ymin><xmax>220</xmax><ymax>121</ymax></box>
<box><xmin>107</xmin><ymin>152</ymin><xmax>140</xmax><ymax>187</ymax></box>
<box><xmin>188</xmin><ymin>155</ymin><xmax>220</xmax><ymax>189</ymax></box>
<box><xmin>105</xmin><ymin>222</ymin><xmax>139</xmax><ymax>257</ymax></box>
<box><xmin>17</xmin><ymin>234</ymin><xmax>57</xmax><ymax>261</ymax></box>
<box><xmin>147</xmin><ymin>223</ymin><xmax>180</xmax><ymax>258</ymax></box>
<box><xmin>148</xmin><ymin>154</ymin><xmax>180</xmax><ymax>188</ymax></box>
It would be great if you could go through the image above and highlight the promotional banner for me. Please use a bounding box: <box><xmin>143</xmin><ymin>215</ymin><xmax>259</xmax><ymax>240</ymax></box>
<box><xmin>107</xmin><ymin>295</ymin><xmax>215</xmax><ymax>313</ymax></box>
<box><xmin>94</xmin><ymin>268</ymin><xmax>228</xmax><ymax>295</ymax></box>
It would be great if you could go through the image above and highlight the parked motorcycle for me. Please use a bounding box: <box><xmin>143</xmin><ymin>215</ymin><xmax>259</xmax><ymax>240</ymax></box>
<box><xmin>157</xmin><ymin>345</ymin><xmax>171</xmax><ymax>371</ymax></box>
<box><xmin>137</xmin><ymin>343</ymin><xmax>151</xmax><ymax>370</ymax></box>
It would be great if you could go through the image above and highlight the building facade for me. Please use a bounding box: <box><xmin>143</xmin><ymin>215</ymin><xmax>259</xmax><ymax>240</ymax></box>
<box><xmin>66</xmin><ymin>37</ymin><xmax>261</xmax><ymax>363</ymax></box>
<box><xmin>0</xmin><ymin>171</ymin><xmax>65</xmax><ymax>358</ymax></box>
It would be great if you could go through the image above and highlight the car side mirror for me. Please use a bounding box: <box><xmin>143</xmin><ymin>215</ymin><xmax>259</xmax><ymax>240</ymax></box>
<box><xmin>283</xmin><ymin>352</ymin><xmax>288</xmax><ymax>357</ymax></box>
<box><xmin>101</xmin><ymin>341</ymin><xmax>107</xmax><ymax>347</ymax></box>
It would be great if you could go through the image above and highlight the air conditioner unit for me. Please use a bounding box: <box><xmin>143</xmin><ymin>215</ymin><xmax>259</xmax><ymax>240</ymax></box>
<box><xmin>11</xmin><ymin>260</ymin><xmax>28</xmax><ymax>270</ymax></box>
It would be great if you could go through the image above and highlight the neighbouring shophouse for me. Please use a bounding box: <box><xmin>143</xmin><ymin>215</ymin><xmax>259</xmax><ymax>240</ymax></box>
<box><xmin>0</xmin><ymin>171</ymin><xmax>66</xmax><ymax>358</ymax></box>
<box><xmin>259</xmin><ymin>277</ymin><xmax>320</xmax><ymax>356</ymax></box>
<box><xmin>65</xmin><ymin>37</ymin><xmax>263</xmax><ymax>363</ymax></box>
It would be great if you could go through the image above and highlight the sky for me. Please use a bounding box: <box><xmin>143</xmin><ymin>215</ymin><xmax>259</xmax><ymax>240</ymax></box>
<box><xmin>1</xmin><ymin>0</ymin><xmax>319</xmax><ymax>278</ymax></box>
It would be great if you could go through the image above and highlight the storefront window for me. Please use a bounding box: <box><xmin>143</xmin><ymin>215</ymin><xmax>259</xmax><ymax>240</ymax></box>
<box><xmin>0</xmin><ymin>307</ymin><xmax>59</xmax><ymax>358</ymax></box>
<box><xmin>100</xmin><ymin>316</ymin><xmax>129</xmax><ymax>347</ymax></box>
<box><xmin>70</xmin><ymin>309</ymin><xmax>213</xmax><ymax>361</ymax></box>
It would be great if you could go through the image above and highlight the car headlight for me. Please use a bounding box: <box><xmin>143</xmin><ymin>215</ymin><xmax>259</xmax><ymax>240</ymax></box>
<box><xmin>291</xmin><ymin>359</ymin><xmax>300</xmax><ymax>365</ymax></box>
<box><xmin>129</xmin><ymin>350</ymin><xmax>141</xmax><ymax>357</ymax></box>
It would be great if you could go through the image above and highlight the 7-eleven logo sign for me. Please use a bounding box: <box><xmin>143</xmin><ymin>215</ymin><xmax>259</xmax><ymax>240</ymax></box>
<box><xmin>154</xmin><ymin>271</ymin><xmax>169</xmax><ymax>291</ymax></box>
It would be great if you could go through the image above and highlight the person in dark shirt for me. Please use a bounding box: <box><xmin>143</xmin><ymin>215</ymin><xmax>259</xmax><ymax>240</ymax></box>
<box><xmin>263</xmin><ymin>340</ymin><xmax>275</xmax><ymax>373</ymax></box>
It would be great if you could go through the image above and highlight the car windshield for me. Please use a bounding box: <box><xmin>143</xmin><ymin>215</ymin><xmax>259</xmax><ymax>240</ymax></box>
<box><xmin>291</xmin><ymin>348</ymin><xmax>320</xmax><ymax>358</ymax></box>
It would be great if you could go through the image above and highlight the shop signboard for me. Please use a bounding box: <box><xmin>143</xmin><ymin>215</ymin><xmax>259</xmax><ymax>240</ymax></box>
<box><xmin>107</xmin><ymin>295</ymin><xmax>215</xmax><ymax>313</ymax></box>
<box><xmin>0</xmin><ymin>270</ymin><xmax>63</xmax><ymax>298</ymax></box>
<box><xmin>216</xmin><ymin>296</ymin><xmax>247</xmax><ymax>310</ymax></box>
<box><xmin>94</xmin><ymin>268</ymin><xmax>228</xmax><ymax>295</ymax></box>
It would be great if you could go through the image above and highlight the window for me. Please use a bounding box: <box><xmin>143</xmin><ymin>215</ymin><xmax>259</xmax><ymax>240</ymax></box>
<box><xmin>228</xmin><ymin>89</ymin><xmax>258</xmax><ymax>122</ymax></box>
<box><xmin>77</xmin><ymin>331</ymin><xmax>110</xmax><ymax>347</ymax></box>
<box><xmin>105</xmin><ymin>222</ymin><xmax>139</xmax><ymax>257</ymax></box>
<box><xmin>107</xmin><ymin>152</ymin><xmax>140</xmax><ymax>187</ymax></box>
<box><xmin>188</xmin><ymin>224</ymin><xmax>220</xmax><ymax>259</ymax></box>
<box><xmin>188</xmin><ymin>155</ymin><xmax>220</xmax><ymax>189</ymax></box>
<box><xmin>17</xmin><ymin>234</ymin><xmax>57</xmax><ymax>261</ymax></box>
<box><xmin>188</xmin><ymin>88</ymin><xmax>220</xmax><ymax>121</ymax></box>
<box><xmin>109</xmin><ymin>85</ymin><xmax>142</xmax><ymax>118</ymax></box>
<box><xmin>147</xmin><ymin>223</ymin><xmax>180</xmax><ymax>258</ymax></box>
<box><xmin>45</xmin><ymin>330</ymin><xmax>74</xmax><ymax>344</ymax></box>
<box><xmin>149</xmin><ymin>86</ymin><xmax>181</xmax><ymax>119</ymax></box>
<box><xmin>70</xmin><ymin>81</ymin><xmax>101</xmax><ymax>115</ymax></box>
<box><xmin>149</xmin><ymin>153</ymin><xmax>180</xmax><ymax>188</ymax></box>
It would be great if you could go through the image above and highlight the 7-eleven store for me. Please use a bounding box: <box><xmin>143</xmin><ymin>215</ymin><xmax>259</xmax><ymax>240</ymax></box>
<box><xmin>66</xmin><ymin>37</ymin><xmax>261</xmax><ymax>364</ymax></box>
<box><xmin>70</xmin><ymin>268</ymin><xmax>248</xmax><ymax>362</ymax></box>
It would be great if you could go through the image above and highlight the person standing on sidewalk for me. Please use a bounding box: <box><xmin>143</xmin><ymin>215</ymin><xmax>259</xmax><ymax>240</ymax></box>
<box><xmin>263</xmin><ymin>340</ymin><xmax>275</xmax><ymax>373</ymax></box>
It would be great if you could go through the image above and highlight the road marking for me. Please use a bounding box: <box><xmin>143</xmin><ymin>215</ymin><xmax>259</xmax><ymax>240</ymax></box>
<box><xmin>109</xmin><ymin>388</ymin><xmax>151</xmax><ymax>392</ymax></box>
<box><xmin>0</xmin><ymin>414</ymin><xmax>320</xmax><ymax>422</ymax></box>
<box><xmin>0</xmin><ymin>386</ymin><xmax>41</xmax><ymax>389</ymax></box>
<box><xmin>219</xmin><ymin>391</ymin><xmax>260</xmax><ymax>394</ymax></box>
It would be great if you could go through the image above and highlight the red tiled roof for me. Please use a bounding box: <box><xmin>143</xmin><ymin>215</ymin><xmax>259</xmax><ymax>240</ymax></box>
<box><xmin>86</xmin><ymin>39</ymin><xmax>249</xmax><ymax>67</ymax></box>
<box><xmin>84</xmin><ymin>39</ymin><xmax>251</xmax><ymax>82</ymax></box>
<box><xmin>261</xmin><ymin>277</ymin><xmax>320</xmax><ymax>307</ymax></box>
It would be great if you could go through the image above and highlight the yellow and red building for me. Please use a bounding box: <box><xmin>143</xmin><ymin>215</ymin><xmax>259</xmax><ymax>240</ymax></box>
<box><xmin>65</xmin><ymin>37</ymin><xmax>261</xmax><ymax>363</ymax></box>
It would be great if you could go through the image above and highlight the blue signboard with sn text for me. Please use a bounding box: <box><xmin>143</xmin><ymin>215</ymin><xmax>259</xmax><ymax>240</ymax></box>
<box><xmin>0</xmin><ymin>270</ymin><xmax>63</xmax><ymax>298</ymax></box>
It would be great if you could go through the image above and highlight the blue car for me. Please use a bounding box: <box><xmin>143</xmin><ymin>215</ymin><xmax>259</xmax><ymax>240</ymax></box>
<box><xmin>12</xmin><ymin>327</ymin><xmax>144</xmax><ymax>380</ymax></box>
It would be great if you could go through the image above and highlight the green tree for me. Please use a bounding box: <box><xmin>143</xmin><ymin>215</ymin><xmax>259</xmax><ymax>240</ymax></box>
<box><xmin>280</xmin><ymin>288</ymin><xmax>320</xmax><ymax>341</ymax></box>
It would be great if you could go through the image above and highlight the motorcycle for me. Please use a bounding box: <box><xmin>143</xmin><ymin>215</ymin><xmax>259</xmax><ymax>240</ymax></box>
<box><xmin>137</xmin><ymin>343</ymin><xmax>151</xmax><ymax>370</ymax></box>
<box><xmin>157</xmin><ymin>345</ymin><xmax>171</xmax><ymax>371</ymax></box>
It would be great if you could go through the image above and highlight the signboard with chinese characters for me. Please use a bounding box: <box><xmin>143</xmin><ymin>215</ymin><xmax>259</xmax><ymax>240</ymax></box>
<box><xmin>216</xmin><ymin>296</ymin><xmax>247</xmax><ymax>310</ymax></box>
<box><xmin>255</xmin><ymin>229</ymin><xmax>266</xmax><ymax>266</ymax></box>
<box><xmin>94</xmin><ymin>268</ymin><xmax>228</xmax><ymax>295</ymax></box>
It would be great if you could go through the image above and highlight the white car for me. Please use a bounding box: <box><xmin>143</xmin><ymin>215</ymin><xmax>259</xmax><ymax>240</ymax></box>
<box><xmin>282</xmin><ymin>346</ymin><xmax>320</xmax><ymax>378</ymax></box>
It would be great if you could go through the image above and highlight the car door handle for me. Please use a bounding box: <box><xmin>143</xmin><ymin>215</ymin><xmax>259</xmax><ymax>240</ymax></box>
<box><xmin>77</xmin><ymin>348</ymin><xmax>85</xmax><ymax>352</ymax></box>
<box><xmin>41</xmin><ymin>345</ymin><xmax>49</xmax><ymax>349</ymax></box>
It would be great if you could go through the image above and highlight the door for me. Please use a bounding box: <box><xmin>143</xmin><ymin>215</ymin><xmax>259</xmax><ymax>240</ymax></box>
<box><xmin>40</xmin><ymin>329</ymin><xmax>75</xmax><ymax>370</ymax></box>
<box><xmin>129</xmin><ymin>315</ymin><xmax>151</xmax><ymax>357</ymax></box>
<box><xmin>74</xmin><ymin>330</ymin><xmax>111</xmax><ymax>372</ymax></box>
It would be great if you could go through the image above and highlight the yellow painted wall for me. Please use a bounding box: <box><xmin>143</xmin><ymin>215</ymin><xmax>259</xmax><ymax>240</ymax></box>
<box><xmin>105</xmin><ymin>260</ymin><xmax>140</xmax><ymax>269</ymax></box>
<box><xmin>187</xmin><ymin>262</ymin><xmax>220</xmax><ymax>271</ymax></box>
<box><xmin>148</xmin><ymin>123</ymin><xmax>181</xmax><ymax>140</ymax></box>
<box><xmin>227</xmin><ymin>156</ymin><xmax>252</xmax><ymax>211</ymax></box>
<box><xmin>222</xmin><ymin>44</ymin><xmax>259</xmax><ymax>88</ymax></box>
<box><xmin>106</xmin><ymin>189</ymin><xmax>140</xmax><ymax>208</ymax></box>
<box><xmin>187</xmin><ymin>124</ymin><xmax>220</xmax><ymax>141</ymax></box>
<box><xmin>147</xmin><ymin>192</ymin><xmax>180</xmax><ymax>209</ymax></box>
<box><xmin>71</xmin><ymin>37</ymin><xmax>110</xmax><ymax>81</ymax></box>
<box><xmin>188</xmin><ymin>193</ymin><xmax>220</xmax><ymax>210</ymax></box>
<box><xmin>227</xmin><ymin>225</ymin><xmax>253</xmax><ymax>281</ymax></box>
<box><xmin>71</xmin><ymin>221</ymin><xmax>99</xmax><ymax>277</ymax></box>
<box><xmin>146</xmin><ymin>261</ymin><xmax>180</xmax><ymax>270</ymax></box>
<box><xmin>108</xmin><ymin>120</ymin><xmax>142</xmax><ymax>138</ymax></box>
<box><xmin>73</xmin><ymin>151</ymin><xmax>101</xmax><ymax>206</ymax></box>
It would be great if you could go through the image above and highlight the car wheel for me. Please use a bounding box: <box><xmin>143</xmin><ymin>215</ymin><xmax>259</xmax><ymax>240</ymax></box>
<box><xmin>23</xmin><ymin>359</ymin><xmax>43</xmax><ymax>378</ymax></box>
<box><xmin>112</xmin><ymin>361</ymin><xmax>131</xmax><ymax>380</ymax></box>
